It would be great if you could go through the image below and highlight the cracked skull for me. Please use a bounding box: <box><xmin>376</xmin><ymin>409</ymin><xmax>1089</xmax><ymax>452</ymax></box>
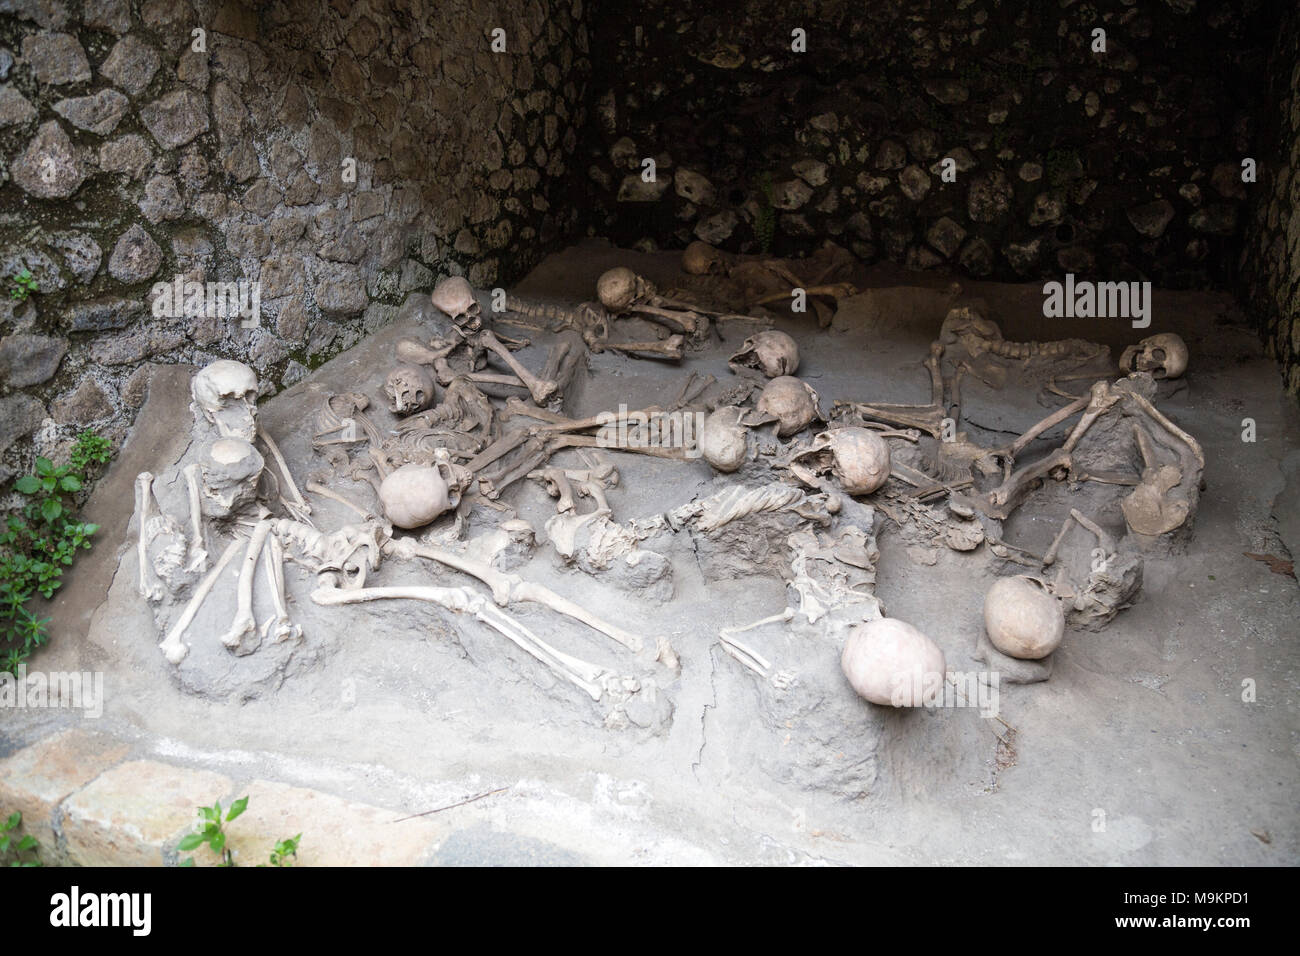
<box><xmin>596</xmin><ymin>267</ymin><xmax>654</xmax><ymax>313</ymax></box>
<box><xmin>430</xmin><ymin>275</ymin><xmax>481</xmax><ymax>326</ymax></box>
<box><xmin>682</xmin><ymin>240</ymin><xmax>728</xmax><ymax>275</ymax></box>
<box><xmin>730</xmin><ymin>329</ymin><xmax>799</xmax><ymax>378</ymax></box>
<box><xmin>191</xmin><ymin>360</ymin><xmax>258</xmax><ymax>441</ymax></box>
<box><xmin>1119</xmin><ymin>332</ymin><xmax>1187</xmax><ymax>380</ymax></box>
<box><xmin>792</xmin><ymin>427</ymin><xmax>891</xmax><ymax>495</ymax></box>
<box><xmin>384</xmin><ymin>363</ymin><xmax>436</xmax><ymax>415</ymax></box>
<box><xmin>757</xmin><ymin>375</ymin><xmax>821</xmax><ymax>437</ymax></box>
<box><xmin>983</xmin><ymin>575</ymin><xmax>1065</xmax><ymax>660</ymax></box>
<box><xmin>199</xmin><ymin>438</ymin><xmax>264</xmax><ymax>519</ymax></box>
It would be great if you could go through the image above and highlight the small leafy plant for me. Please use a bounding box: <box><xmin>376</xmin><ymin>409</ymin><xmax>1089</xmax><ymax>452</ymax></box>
<box><xmin>178</xmin><ymin>796</ymin><xmax>302</xmax><ymax>867</ymax></box>
<box><xmin>267</xmin><ymin>834</ymin><xmax>301</xmax><ymax>867</ymax></box>
<box><xmin>8</xmin><ymin>269</ymin><xmax>38</xmax><ymax>303</ymax></box>
<box><xmin>0</xmin><ymin>812</ymin><xmax>41</xmax><ymax>867</ymax></box>
<box><xmin>1</xmin><ymin>430</ymin><xmax>113</xmax><ymax>674</ymax></box>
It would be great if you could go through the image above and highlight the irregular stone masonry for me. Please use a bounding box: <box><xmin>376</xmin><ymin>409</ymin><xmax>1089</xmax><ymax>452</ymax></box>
<box><xmin>1240</xmin><ymin>4</ymin><xmax>1300</xmax><ymax>397</ymax></box>
<box><xmin>0</xmin><ymin>0</ymin><xmax>1296</xmax><ymax>495</ymax></box>
<box><xmin>0</xmin><ymin>0</ymin><xmax>592</xmax><ymax>485</ymax></box>
<box><xmin>586</xmin><ymin>1</ymin><xmax>1273</xmax><ymax>291</ymax></box>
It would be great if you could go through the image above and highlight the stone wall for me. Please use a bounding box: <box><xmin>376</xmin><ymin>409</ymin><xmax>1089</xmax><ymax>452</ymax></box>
<box><xmin>584</xmin><ymin>0</ymin><xmax>1271</xmax><ymax>287</ymax></box>
<box><xmin>0</xmin><ymin>0</ymin><xmax>590</xmax><ymax>483</ymax></box>
<box><xmin>1240</xmin><ymin>4</ymin><xmax>1299</xmax><ymax>396</ymax></box>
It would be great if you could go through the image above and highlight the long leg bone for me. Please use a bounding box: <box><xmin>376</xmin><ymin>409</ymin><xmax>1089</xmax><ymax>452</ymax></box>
<box><xmin>627</xmin><ymin>303</ymin><xmax>702</xmax><ymax>337</ymax></box>
<box><xmin>1001</xmin><ymin>393</ymin><xmax>1090</xmax><ymax>461</ymax></box>
<box><xmin>135</xmin><ymin>472</ymin><xmax>165</xmax><ymax>601</ymax></box>
<box><xmin>596</xmin><ymin>335</ymin><xmax>685</xmax><ymax>360</ymax></box>
<box><xmin>220</xmin><ymin>520</ymin><xmax>271</xmax><ymax>650</ymax></box>
<box><xmin>182</xmin><ymin>464</ymin><xmax>208</xmax><ymax>572</ymax></box>
<box><xmin>1044</xmin><ymin>507</ymin><xmax>1115</xmax><ymax>567</ymax></box>
<box><xmin>478</xmin><ymin>330</ymin><xmax>558</xmax><ymax>404</ymax></box>
<box><xmin>261</xmin><ymin>534</ymin><xmax>300</xmax><ymax>642</ymax></box>
<box><xmin>158</xmin><ymin>538</ymin><xmax>242</xmax><ymax>664</ymax></box>
<box><xmin>550</xmin><ymin>433</ymin><xmax>690</xmax><ymax>460</ymax></box>
<box><xmin>391</xmin><ymin>539</ymin><xmax>672</xmax><ymax>665</ymax></box>
<box><xmin>718</xmin><ymin>609</ymin><xmax>796</xmax><ymax>686</ymax></box>
<box><xmin>480</xmin><ymin>435</ymin><xmax>553</xmax><ymax>498</ymax></box>
<box><xmin>310</xmin><ymin>582</ymin><xmax>615</xmax><ymax>700</ymax></box>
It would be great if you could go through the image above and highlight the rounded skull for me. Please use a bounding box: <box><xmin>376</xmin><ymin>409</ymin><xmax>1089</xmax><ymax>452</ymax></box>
<box><xmin>199</xmin><ymin>437</ymin><xmax>264</xmax><ymax>518</ymax></box>
<box><xmin>682</xmin><ymin>241</ymin><xmax>727</xmax><ymax>275</ymax></box>
<box><xmin>379</xmin><ymin>461</ymin><xmax>453</xmax><ymax>529</ymax></box>
<box><xmin>430</xmin><ymin>276</ymin><xmax>480</xmax><ymax>325</ymax></box>
<box><xmin>384</xmin><ymin>363</ymin><xmax>436</xmax><ymax>415</ymax></box>
<box><xmin>699</xmin><ymin>406</ymin><xmax>749</xmax><ymax>472</ymax></box>
<box><xmin>983</xmin><ymin>575</ymin><xmax>1065</xmax><ymax>660</ymax></box>
<box><xmin>191</xmin><ymin>360</ymin><xmax>258</xmax><ymax>441</ymax></box>
<box><xmin>757</xmin><ymin>375</ymin><xmax>821</xmax><ymax>437</ymax></box>
<box><xmin>596</xmin><ymin>267</ymin><xmax>653</xmax><ymax>313</ymax></box>
<box><xmin>1119</xmin><ymin>332</ymin><xmax>1187</xmax><ymax>380</ymax></box>
<box><xmin>841</xmin><ymin>618</ymin><xmax>946</xmax><ymax>707</ymax></box>
<box><xmin>730</xmin><ymin>329</ymin><xmax>799</xmax><ymax>378</ymax></box>
<box><xmin>792</xmin><ymin>427</ymin><xmax>891</xmax><ymax>495</ymax></box>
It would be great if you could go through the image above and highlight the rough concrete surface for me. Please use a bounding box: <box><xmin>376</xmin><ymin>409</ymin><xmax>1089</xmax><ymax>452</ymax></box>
<box><xmin>5</xmin><ymin>241</ymin><xmax>1298</xmax><ymax>866</ymax></box>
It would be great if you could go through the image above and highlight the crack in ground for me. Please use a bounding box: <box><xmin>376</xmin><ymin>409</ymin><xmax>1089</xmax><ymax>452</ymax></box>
<box><xmin>691</xmin><ymin>643</ymin><xmax>719</xmax><ymax>781</ymax></box>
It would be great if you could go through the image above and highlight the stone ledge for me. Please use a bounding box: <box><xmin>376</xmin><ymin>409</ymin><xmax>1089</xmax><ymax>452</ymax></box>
<box><xmin>61</xmin><ymin>759</ymin><xmax>235</xmax><ymax>867</ymax></box>
<box><xmin>0</xmin><ymin>731</ymin><xmax>447</xmax><ymax>866</ymax></box>
<box><xmin>208</xmin><ymin>779</ymin><xmax>447</xmax><ymax>867</ymax></box>
<box><xmin>0</xmin><ymin>728</ymin><xmax>130</xmax><ymax>865</ymax></box>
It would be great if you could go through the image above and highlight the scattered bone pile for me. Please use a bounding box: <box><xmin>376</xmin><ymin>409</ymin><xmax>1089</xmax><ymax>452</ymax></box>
<box><xmin>131</xmin><ymin>243</ymin><xmax>1201</xmax><ymax>717</ymax></box>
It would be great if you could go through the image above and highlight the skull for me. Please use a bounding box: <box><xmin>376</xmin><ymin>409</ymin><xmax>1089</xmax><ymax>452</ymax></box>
<box><xmin>756</xmin><ymin>375</ymin><xmax>821</xmax><ymax>437</ymax></box>
<box><xmin>191</xmin><ymin>360</ymin><xmax>258</xmax><ymax>441</ymax></box>
<box><xmin>791</xmin><ymin>427</ymin><xmax>891</xmax><ymax>495</ymax></box>
<box><xmin>430</xmin><ymin>276</ymin><xmax>481</xmax><ymax>326</ymax></box>
<box><xmin>682</xmin><ymin>241</ymin><xmax>728</xmax><ymax>275</ymax></box>
<box><xmin>699</xmin><ymin>406</ymin><xmax>749</xmax><ymax>472</ymax></box>
<box><xmin>379</xmin><ymin>456</ymin><xmax>458</xmax><ymax>529</ymax></box>
<box><xmin>938</xmin><ymin>304</ymin><xmax>1002</xmax><ymax>356</ymax></box>
<box><xmin>384</xmin><ymin>363</ymin><xmax>436</xmax><ymax>415</ymax></box>
<box><xmin>198</xmin><ymin>438</ymin><xmax>264</xmax><ymax>518</ymax></box>
<box><xmin>730</xmin><ymin>329</ymin><xmax>799</xmax><ymax>378</ymax></box>
<box><xmin>1119</xmin><ymin>332</ymin><xmax>1187</xmax><ymax>380</ymax></box>
<box><xmin>983</xmin><ymin>575</ymin><xmax>1065</xmax><ymax>660</ymax></box>
<box><xmin>596</xmin><ymin>267</ymin><xmax>654</xmax><ymax>313</ymax></box>
<box><xmin>841</xmin><ymin>618</ymin><xmax>946</xmax><ymax>707</ymax></box>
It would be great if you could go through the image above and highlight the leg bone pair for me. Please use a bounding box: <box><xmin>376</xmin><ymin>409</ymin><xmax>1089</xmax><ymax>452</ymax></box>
<box><xmin>310</xmin><ymin>582</ymin><xmax>616</xmax><ymax>701</ymax></box>
<box><xmin>158</xmin><ymin>538</ymin><xmax>242</xmax><ymax>664</ymax></box>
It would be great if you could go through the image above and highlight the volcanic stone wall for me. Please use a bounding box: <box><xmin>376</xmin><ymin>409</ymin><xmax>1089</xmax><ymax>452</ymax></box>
<box><xmin>584</xmin><ymin>0</ymin><xmax>1272</xmax><ymax>288</ymax></box>
<box><xmin>0</xmin><ymin>0</ymin><xmax>590</xmax><ymax>482</ymax></box>
<box><xmin>1240</xmin><ymin>3</ymin><xmax>1300</xmax><ymax>396</ymax></box>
